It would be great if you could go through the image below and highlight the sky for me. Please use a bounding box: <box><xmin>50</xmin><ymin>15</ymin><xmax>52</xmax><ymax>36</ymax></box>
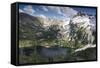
<box><xmin>19</xmin><ymin>4</ymin><xmax>96</xmax><ymax>20</ymax></box>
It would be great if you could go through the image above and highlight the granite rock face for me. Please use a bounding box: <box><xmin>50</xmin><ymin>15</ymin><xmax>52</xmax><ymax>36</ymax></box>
<box><xmin>73</xmin><ymin>45</ymin><xmax>96</xmax><ymax>61</ymax></box>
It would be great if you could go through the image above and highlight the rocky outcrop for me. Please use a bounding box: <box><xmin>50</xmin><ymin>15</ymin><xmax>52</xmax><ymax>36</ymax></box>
<box><xmin>73</xmin><ymin>44</ymin><xmax>96</xmax><ymax>61</ymax></box>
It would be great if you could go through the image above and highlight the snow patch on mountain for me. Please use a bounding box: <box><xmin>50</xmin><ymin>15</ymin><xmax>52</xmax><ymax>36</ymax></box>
<box><xmin>71</xmin><ymin>14</ymin><xmax>96</xmax><ymax>32</ymax></box>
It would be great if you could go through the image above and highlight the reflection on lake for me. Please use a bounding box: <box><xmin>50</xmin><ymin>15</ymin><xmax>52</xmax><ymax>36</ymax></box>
<box><xmin>19</xmin><ymin>45</ymin><xmax>96</xmax><ymax>64</ymax></box>
<box><xmin>19</xmin><ymin>46</ymin><xmax>72</xmax><ymax>64</ymax></box>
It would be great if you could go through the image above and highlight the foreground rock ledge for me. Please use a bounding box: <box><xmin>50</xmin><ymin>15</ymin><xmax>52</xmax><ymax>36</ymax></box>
<box><xmin>73</xmin><ymin>44</ymin><xmax>96</xmax><ymax>61</ymax></box>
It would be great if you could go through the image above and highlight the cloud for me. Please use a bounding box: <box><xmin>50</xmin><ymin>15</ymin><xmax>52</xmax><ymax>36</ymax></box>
<box><xmin>41</xmin><ymin>6</ymin><xmax>48</xmax><ymax>12</ymax></box>
<box><xmin>43</xmin><ymin>6</ymin><xmax>77</xmax><ymax>18</ymax></box>
<box><xmin>19</xmin><ymin>9</ymin><xmax>24</xmax><ymax>13</ymax></box>
<box><xmin>60</xmin><ymin>7</ymin><xmax>78</xmax><ymax>18</ymax></box>
<box><xmin>19</xmin><ymin>5</ymin><xmax>77</xmax><ymax>20</ymax></box>
<box><xmin>23</xmin><ymin>5</ymin><xmax>35</xmax><ymax>15</ymax></box>
<box><xmin>39</xmin><ymin>14</ymin><xmax>47</xmax><ymax>18</ymax></box>
<box><xmin>53</xmin><ymin>16</ymin><xmax>57</xmax><ymax>19</ymax></box>
<box><xmin>47</xmin><ymin>6</ymin><xmax>62</xmax><ymax>15</ymax></box>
